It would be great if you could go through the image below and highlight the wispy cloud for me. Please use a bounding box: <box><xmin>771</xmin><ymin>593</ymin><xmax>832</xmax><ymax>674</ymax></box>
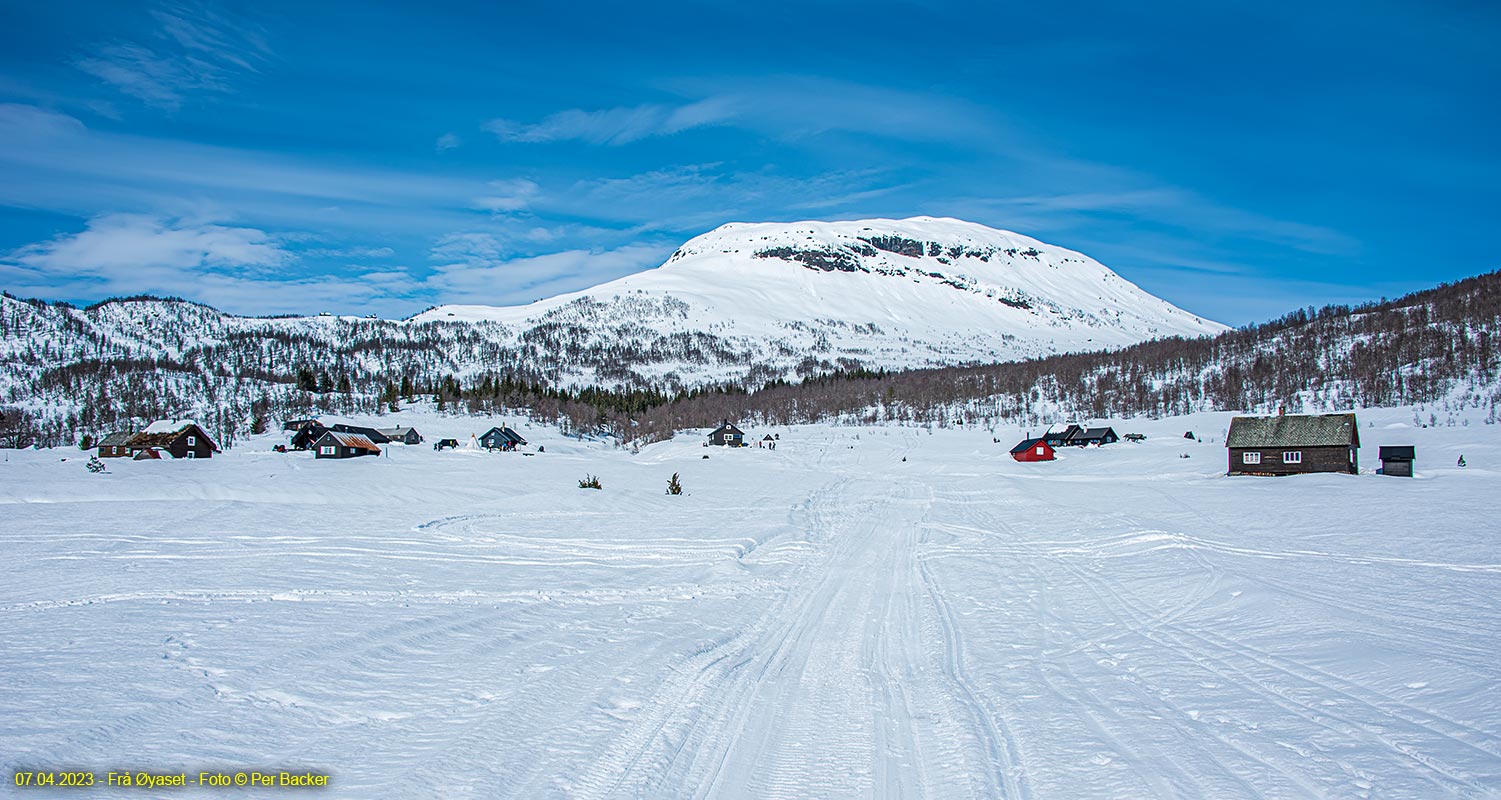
<box><xmin>485</xmin><ymin>97</ymin><xmax>737</xmax><ymax>146</ymax></box>
<box><xmin>427</xmin><ymin>241</ymin><xmax>675</xmax><ymax>305</ymax></box>
<box><xmin>472</xmin><ymin>178</ymin><xmax>540</xmax><ymax>213</ymax></box>
<box><xmin>435</xmin><ymin>132</ymin><xmax>462</xmax><ymax>151</ymax></box>
<box><xmin>74</xmin><ymin>1</ymin><xmax>272</xmax><ymax>110</ymax></box>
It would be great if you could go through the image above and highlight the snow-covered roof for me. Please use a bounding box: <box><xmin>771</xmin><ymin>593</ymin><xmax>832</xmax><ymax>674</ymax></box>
<box><xmin>143</xmin><ymin>419</ymin><xmax>196</xmax><ymax>434</ymax></box>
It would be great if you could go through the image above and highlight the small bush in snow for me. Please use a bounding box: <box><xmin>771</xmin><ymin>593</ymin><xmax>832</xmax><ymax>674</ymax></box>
<box><xmin>666</xmin><ymin>472</ymin><xmax>683</xmax><ymax>495</ymax></box>
<box><xmin>578</xmin><ymin>474</ymin><xmax>602</xmax><ymax>490</ymax></box>
<box><xmin>86</xmin><ymin>456</ymin><xmax>105</xmax><ymax>473</ymax></box>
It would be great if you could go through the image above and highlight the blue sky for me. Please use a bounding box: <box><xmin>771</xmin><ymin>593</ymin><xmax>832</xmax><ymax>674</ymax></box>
<box><xmin>0</xmin><ymin>1</ymin><xmax>1496</xmax><ymax>324</ymax></box>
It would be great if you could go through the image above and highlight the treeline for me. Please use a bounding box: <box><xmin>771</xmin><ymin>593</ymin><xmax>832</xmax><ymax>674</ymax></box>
<box><xmin>2</xmin><ymin>270</ymin><xmax>1498</xmax><ymax>449</ymax></box>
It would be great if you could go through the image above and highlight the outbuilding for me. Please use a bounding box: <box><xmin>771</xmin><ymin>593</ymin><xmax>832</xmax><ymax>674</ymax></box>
<box><xmin>709</xmin><ymin>421</ymin><xmax>745</xmax><ymax>447</ymax></box>
<box><xmin>1379</xmin><ymin>446</ymin><xmax>1415</xmax><ymax>477</ymax></box>
<box><xmin>313</xmin><ymin>430</ymin><xmax>381</xmax><ymax>459</ymax></box>
<box><xmin>330</xmin><ymin>424</ymin><xmax>391</xmax><ymax>444</ymax></box>
<box><xmin>97</xmin><ymin>431</ymin><xmax>137</xmax><ymax>458</ymax></box>
<box><xmin>1010</xmin><ymin>437</ymin><xmax>1056</xmax><ymax>462</ymax></box>
<box><xmin>1067</xmin><ymin>426</ymin><xmax>1119</xmax><ymax>447</ymax></box>
<box><xmin>1226</xmin><ymin>412</ymin><xmax>1359</xmax><ymax>476</ymax></box>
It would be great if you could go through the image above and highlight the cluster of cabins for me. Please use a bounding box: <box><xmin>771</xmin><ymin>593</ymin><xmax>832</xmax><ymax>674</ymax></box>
<box><xmin>1009</xmin><ymin>412</ymin><xmax>1417</xmax><ymax>477</ymax></box>
<box><xmin>97</xmin><ymin>420</ymin><xmax>220</xmax><ymax>460</ymax></box>
<box><xmin>708</xmin><ymin>421</ymin><xmax>778</xmax><ymax>449</ymax></box>
<box><xmin>284</xmin><ymin>419</ymin><xmax>527</xmax><ymax>459</ymax></box>
<box><xmin>1010</xmin><ymin>424</ymin><xmax>1120</xmax><ymax>462</ymax></box>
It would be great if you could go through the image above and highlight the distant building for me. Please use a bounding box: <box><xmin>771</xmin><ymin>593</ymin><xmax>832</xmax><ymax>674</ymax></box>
<box><xmin>129</xmin><ymin>420</ymin><xmax>219</xmax><ymax>460</ymax></box>
<box><xmin>709</xmin><ymin>421</ymin><xmax>745</xmax><ymax>447</ymax></box>
<box><xmin>97</xmin><ymin>431</ymin><xmax>137</xmax><ymax>458</ymax></box>
<box><xmin>1379</xmin><ymin>446</ymin><xmax>1415</xmax><ymax>477</ymax></box>
<box><xmin>313</xmin><ymin>430</ymin><xmax>381</xmax><ymax>459</ymax></box>
<box><xmin>433</xmin><ymin>438</ymin><xmax>460</xmax><ymax>451</ymax></box>
<box><xmin>1042</xmin><ymin>425</ymin><xmax>1082</xmax><ymax>448</ymax></box>
<box><xmin>1067</xmin><ymin>427</ymin><xmax>1119</xmax><ymax>447</ymax></box>
<box><xmin>1010</xmin><ymin>437</ymin><xmax>1056</xmax><ymax>462</ymax></box>
<box><xmin>330</xmin><ymin>424</ymin><xmax>391</xmax><ymax>444</ymax></box>
<box><xmin>290</xmin><ymin>423</ymin><xmax>330</xmax><ymax>451</ymax></box>
<box><xmin>1226</xmin><ymin>412</ymin><xmax>1359</xmax><ymax>476</ymax></box>
<box><xmin>283</xmin><ymin>418</ymin><xmax>321</xmax><ymax>432</ymax></box>
<box><xmin>478</xmin><ymin>426</ymin><xmax>527</xmax><ymax>451</ymax></box>
<box><xmin>377</xmin><ymin>426</ymin><xmax>423</xmax><ymax>445</ymax></box>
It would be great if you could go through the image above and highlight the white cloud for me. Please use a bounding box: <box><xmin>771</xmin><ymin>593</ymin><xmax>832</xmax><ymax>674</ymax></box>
<box><xmin>9</xmin><ymin>213</ymin><xmax>290</xmax><ymax>276</ymax></box>
<box><xmin>427</xmin><ymin>240</ymin><xmax>672</xmax><ymax>305</ymax></box>
<box><xmin>472</xmin><ymin>178</ymin><xmax>540</xmax><ymax>213</ymax></box>
<box><xmin>435</xmin><ymin>132</ymin><xmax>462</xmax><ymax>151</ymax></box>
<box><xmin>485</xmin><ymin>98</ymin><xmax>737</xmax><ymax>146</ymax></box>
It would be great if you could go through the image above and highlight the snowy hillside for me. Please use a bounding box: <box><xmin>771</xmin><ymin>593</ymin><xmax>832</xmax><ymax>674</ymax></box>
<box><xmin>414</xmin><ymin>217</ymin><xmax>1225</xmax><ymax>381</ymax></box>
<box><xmin>4</xmin><ymin>406</ymin><xmax>1500</xmax><ymax>797</ymax></box>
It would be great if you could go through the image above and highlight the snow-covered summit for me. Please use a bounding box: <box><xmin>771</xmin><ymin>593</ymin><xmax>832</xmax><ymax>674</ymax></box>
<box><xmin>412</xmin><ymin>217</ymin><xmax>1224</xmax><ymax>380</ymax></box>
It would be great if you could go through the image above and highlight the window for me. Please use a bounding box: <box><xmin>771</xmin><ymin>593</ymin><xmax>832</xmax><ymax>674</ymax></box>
<box><xmin>1283</xmin><ymin>451</ymin><xmax>1303</xmax><ymax>464</ymax></box>
<box><xmin>185</xmin><ymin>452</ymin><xmax>194</xmax><ymax>459</ymax></box>
<box><xmin>187</xmin><ymin>435</ymin><xmax>196</xmax><ymax>446</ymax></box>
<box><xmin>1036</xmin><ymin>446</ymin><xmax>1047</xmax><ymax>456</ymax></box>
<box><xmin>1242</xmin><ymin>452</ymin><xmax>1261</xmax><ymax>465</ymax></box>
<box><xmin>320</xmin><ymin>446</ymin><xmax>335</xmax><ymax>455</ymax></box>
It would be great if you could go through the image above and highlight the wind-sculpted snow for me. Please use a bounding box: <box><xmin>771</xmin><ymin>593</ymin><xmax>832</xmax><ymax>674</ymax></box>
<box><xmin>3</xmin><ymin>406</ymin><xmax>1500</xmax><ymax>797</ymax></box>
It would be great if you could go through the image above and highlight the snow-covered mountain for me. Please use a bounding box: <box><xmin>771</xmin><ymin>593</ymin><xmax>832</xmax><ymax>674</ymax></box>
<box><xmin>414</xmin><ymin>217</ymin><xmax>1224</xmax><ymax>382</ymax></box>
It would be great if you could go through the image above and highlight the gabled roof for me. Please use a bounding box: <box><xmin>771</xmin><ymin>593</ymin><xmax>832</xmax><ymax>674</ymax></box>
<box><xmin>319</xmin><ymin>430</ymin><xmax>381</xmax><ymax>453</ymax></box>
<box><xmin>711</xmin><ymin>423</ymin><xmax>744</xmax><ymax>436</ymax></box>
<box><xmin>1379</xmin><ymin>445</ymin><xmax>1415</xmax><ymax>460</ymax></box>
<box><xmin>763</xmin><ymin>434</ymin><xmax>775</xmax><ymax>440</ymax></box>
<box><xmin>99</xmin><ymin>431</ymin><xmax>137</xmax><ymax>447</ymax></box>
<box><xmin>377</xmin><ymin>426</ymin><xmax>418</xmax><ymax>437</ymax></box>
<box><xmin>479</xmin><ymin>426</ymin><xmax>526</xmax><ymax>444</ymax></box>
<box><xmin>1069</xmin><ymin>426</ymin><xmax>1116</xmax><ymax>441</ymax></box>
<box><xmin>1226</xmin><ymin>413</ymin><xmax>1359</xmax><ymax>449</ymax></box>
<box><xmin>132</xmin><ymin>421</ymin><xmax>219</xmax><ymax>451</ymax></box>
<box><xmin>1010</xmin><ymin>437</ymin><xmax>1051</xmax><ymax>455</ymax></box>
<box><xmin>330</xmin><ymin>424</ymin><xmax>391</xmax><ymax>443</ymax></box>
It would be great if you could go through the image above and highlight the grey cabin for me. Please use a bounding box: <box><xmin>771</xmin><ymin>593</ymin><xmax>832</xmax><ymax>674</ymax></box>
<box><xmin>1226</xmin><ymin>413</ymin><xmax>1359</xmax><ymax>476</ymax></box>
<box><xmin>314</xmin><ymin>430</ymin><xmax>382</xmax><ymax>459</ymax></box>
<box><xmin>479</xmin><ymin>426</ymin><xmax>526</xmax><ymax>451</ymax></box>
<box><xmin>709</xmin><ymin>421</ymin><xmax>745</xmax><ymax>447</ymax></box>
<box><xmin>377</xmin><ymin>426</ymin><xmax>423</xmax><ymax>445</ymax></box>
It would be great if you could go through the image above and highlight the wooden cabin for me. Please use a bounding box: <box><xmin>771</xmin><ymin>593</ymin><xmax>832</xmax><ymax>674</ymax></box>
<box><xmin>377</xmin><ymin>426</ymin><xmax>423</xmax><ymax>445</ymax></box>
<box><xmin>290</xmin><ymin>423</ymin><xmax>330</xmax><ymax>451</ymax></box>
<box><xmin>330</xmin><ymin>424</ymin><xmax>391</xmax><ymax>444</ymax></box>
<box><xmin>1379</xmin><ymin>446</ymin><xmax>1415</xmax><ymax>477</ymax></box>
<box><xmin>283</xmin><ymin>418</ymin><xmax>320</xmax><ymax>432</ymax></box>
<box><xmin>97</xmin><ymin>431</ymin><xmax>137</xmax><ymax>458</ymax></box>
<box><xmin>313</xmin><ymin>430</ymin><xmax>381</xmax><ymax>459</ymax></box>
<box><xmin>709</xmin><ymin>421</ymin><xmax>745</xmax><ymax>447</ymax></box>
<box><xmin>1010</xmin><ymin>437</ymin><xmax>1056</xmax><ymax>462</ymax></box>
<box><xmin>1042</xmin><ymin>425</ymin><xmax>1082</xmax><ymax>447</ymax></box>
<box><xmin>479</xmin><ymin>426</ymin><xmax>527</xmax><ymax>451</ymax></box>
<box><xmin>1067</xmin><ymin>426</ymin><xmax>1119</xmax><ymax>447</ymax></box>
<box><xmin>1226</xmin><ymin>413</ymin><xmax>1359</xmax><ymax>476</ymax></box>
<box><xmin>129</xmin><ymin>420</ymin><xmax>219</xmax><ymax>460</ymax></box>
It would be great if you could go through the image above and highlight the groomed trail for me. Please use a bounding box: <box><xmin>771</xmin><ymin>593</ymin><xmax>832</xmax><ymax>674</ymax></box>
<box><xmin>3</xmin><ymin>409</ymin><xmax>1500</xmax><ymax>798</ymax></box>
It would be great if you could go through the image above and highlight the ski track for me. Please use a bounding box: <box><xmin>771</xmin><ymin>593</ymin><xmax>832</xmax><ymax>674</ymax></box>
<box><xmin>4</xmin><ymin>416</ymin><xmax>1501</xmax><ymax>798</ymax></box>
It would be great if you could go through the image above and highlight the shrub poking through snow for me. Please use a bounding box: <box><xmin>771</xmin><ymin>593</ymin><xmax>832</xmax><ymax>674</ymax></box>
<box><xmin>666</xmin><ymin>472</ymin><xmax>683</xmax><ymax>495</ymax></box>
<box><xmin>578</xmin><ymin>474</ymin><xmax>602</xmax><ymax>489</ymax></box>
<box><xmin>86</xmin><ymin>456</ymin><xmax>105</xmax><ymax>473</ymax></box>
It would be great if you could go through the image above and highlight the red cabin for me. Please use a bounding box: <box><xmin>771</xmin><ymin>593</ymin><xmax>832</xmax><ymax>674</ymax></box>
<box><xmin>1010</xmin><ymin>437</ymin><xmax>1056</xmax><ymax>462</ymax></box>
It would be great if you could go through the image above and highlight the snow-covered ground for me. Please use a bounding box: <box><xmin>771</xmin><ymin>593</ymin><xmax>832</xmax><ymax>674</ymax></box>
<box><xmin>4</xmin><ymin>407</ymin><xmax>1500</xmax><ymax>798</ymax></box>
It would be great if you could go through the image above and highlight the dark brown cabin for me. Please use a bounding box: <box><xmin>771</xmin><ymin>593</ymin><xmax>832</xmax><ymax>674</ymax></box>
<box><xmin>1379</xmin><ymin>446</ymin><xmax>1415</xmax><ymax>477</ymax></box>
<box><xmin>1226</xmin><ymin>413</ymin><xmax>1359</xmax><ymax>476</ymax></box>
<box><xmin>97</xmin><ymin>431</ymin><xmax>137</xmax><ymax>458</ymax></box>
<box><xmin>709</xmin><ymin>421</ymin><xmax>745</xmax><ymax>447</ymax></box>
<box><xmin>313</xmin><ymin>430</ymin><xmax>381</xmax><ymax>459</ymax></box>
<box><xmin>128</xmin><ymin>421</ymin><xmax>220</xmax><ymax>460</ymax></box>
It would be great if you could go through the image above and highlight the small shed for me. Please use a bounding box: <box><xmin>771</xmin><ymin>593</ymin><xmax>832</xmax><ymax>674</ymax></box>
<box><xmin>479</xmin><ymin>426</ymin><xmax>527</xmax><ymax>451</ymax></box>
<box><xmin>1226</xmin><ymin>413</ymin><xmax>1359</xmax><ymax>476</ymax></box>
<box><xmin>1378</xmin><ymin>446</ymin><xmax>1415</xmax><ymax>477</ymax></box>
<box><xmin>130</xmin><ymin>420</ymin><xmax>219</xmax><ymax>460</ymax></box>
<box><xmin>98</xmin><ymin>431</ymin><xmax>137</xmax><ymax>458</ymax></box>
<box><xmin>1010</xmin><ymin>437</ymin><xmax>1056</xmax><ymax>462</ymax></box>
<box><xmin>433</xmin><ymin>438</ymin><xmax>459</xmax><ymax>451</ymax></box>
<box><xmin>377</xmin><ymin>426</ymin><xmax>423</xmax><ymax>445</ymax></box>
<box><xmin>314</xmin><ymin>430</ymin><xmax>381</xmax><ymax>459</ymax></box>
<box><xmin>709</xmin><ymin>421</ymin><xmax>745</xmax><ymax>447</ymax></box>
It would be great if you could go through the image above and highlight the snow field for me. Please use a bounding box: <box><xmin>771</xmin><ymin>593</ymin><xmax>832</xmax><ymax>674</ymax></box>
<box><xmin>2</xmin><ymin>407</ymin><xmax>1499</xmax><ymax>798</ymax></box>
